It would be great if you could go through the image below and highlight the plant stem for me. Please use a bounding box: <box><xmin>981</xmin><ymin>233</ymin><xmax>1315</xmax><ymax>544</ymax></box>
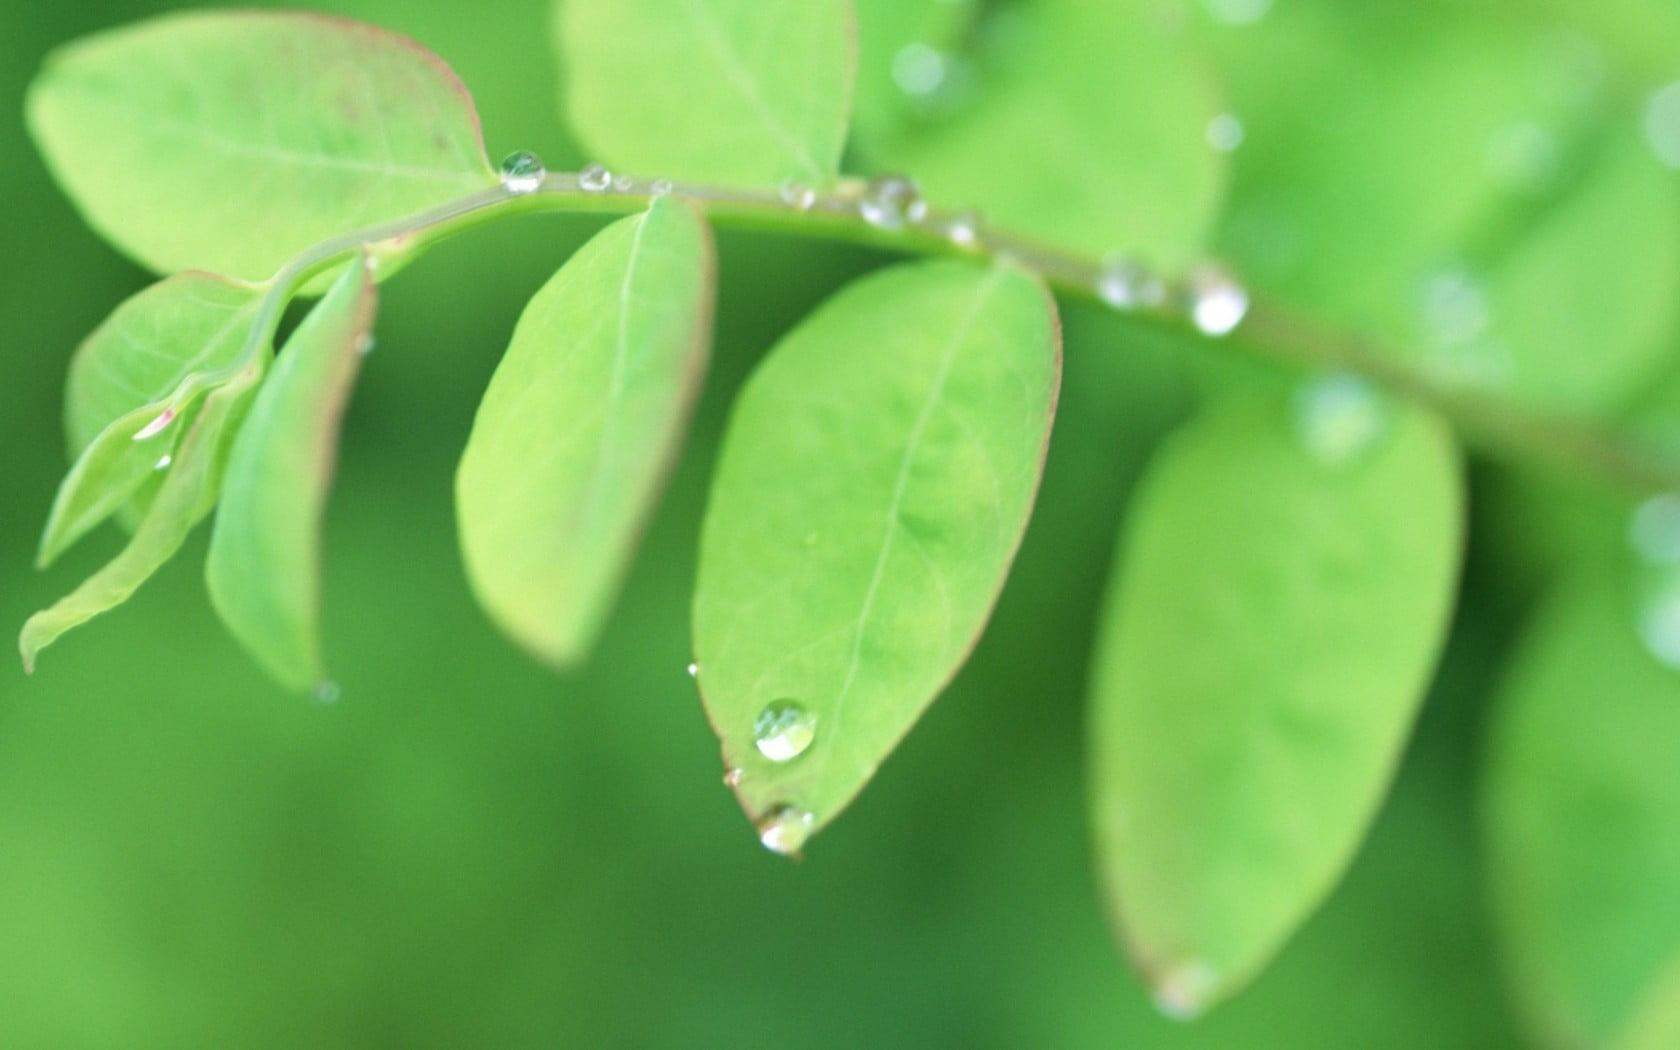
<box><xmin>218</xmin><ymin>169</ymin><xmax>1680</xmax><ymax>498</ymax></box>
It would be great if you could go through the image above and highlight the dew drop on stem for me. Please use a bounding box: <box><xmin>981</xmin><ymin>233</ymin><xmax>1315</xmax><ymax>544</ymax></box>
<box><xmin>859</xmin><ymin>175</ymin><xmax>924</xmax><ymax>230</ymax></box>
<box><xmin>1186</xmin><ymin>263</ymin><xmax>1249</xmax><ymax>336</ymax></box>
<box><xmin>945</xmin><ymin>209</ymin><xmax>984</xmax><ymax>250</ymax></box>
<box><xmin>780</xmin><ymin>179</ymin><xmax>817</xmax><ymax>211</ymax></box>
<box><xmin>498</xmin><ymin>150</ymin><xmax>545</xmax><ymax>194</ymax></box>
<box><xmin>579</xmin><ymin>164</ymin><xmax>613</xmax><ymax>192</ymax></box>
<box><xmin>1096</xmin><ymin>256</ymin><xmax>1166</xmax><ymax>311</ymax></box>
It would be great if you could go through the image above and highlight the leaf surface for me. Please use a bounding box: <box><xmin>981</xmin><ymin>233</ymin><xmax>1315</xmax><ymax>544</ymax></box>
<box><xmin>1484</xmin><ymin>569</ymin><xmax>1680</xmax><ymax>1048</ymax></box>
<box><xmin>1088</xmin><ymin>394</ymin><xmax>1463</xmax><ymax>1013</ymax></box>
<box><xmin>693</xmin><ymin>259</ymin><xmax>1060</xmax><ymax>844</ymax></box>
<box><xmin>206</xmin><ymin>257</ymin><xmax>376</xmax><ymax>692</ymax></box>
<box><xmin>554</xmin><ymin>0</ymin><xmax>854</xmax><ymax>186</ymax></box>
<box><xmin>27</xmin><ymin>11</ymin><xmax>493</xmax><ymax>281</ymax></box>
<box><xmin>456</xmin><ymin>198</ymin><xmax>714</xmax><ymax>668</ymax></box>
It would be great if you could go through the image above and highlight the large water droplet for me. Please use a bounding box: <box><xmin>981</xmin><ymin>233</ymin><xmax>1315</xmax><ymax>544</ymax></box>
<box><xmin>133</xmin><ymin>409</ymin><xmax>176</xmax><ymax>442</ymax></box>
<box><xmin>757</xmin><ymin>804</ymin><xmax>815</xmax><ymax>855</ymax></box>
<box><xmin>1187</xmin><ymin>264</ymin><xmax>1249</xmax><ymax>336</ymax></box>
<box><xmin>1293</xmin><ymin>374</ymin><xmax>1386</xmax><ymax>466</ymax></box>
<box><xmin>1096</xmin><ymin>256</ymin><xmax>1166</xmax><ymax>311</ymax></box>
<box><xmin>1201</xmin><ymin>0</ymin><xmax>1272</xmax><ymax>25</ymax></box>
<box><xmin>1631</xmin><ymin>495</ymin><xmax>1680</xmax><ymax>566</ymax></box>
<box><xmin>1152</xmin><ymin>961</ymin><xmax>1218</xmax><ymax>1021</ymax></box>
<box><xmin>753</xmin><ymin>700</ymin><xmax>817</xmax><ymax>762</ymax></box>
<box><xmin>579</xmin><ymin>164</ymin><xmax>613</xmax><ymax>193</ymax></box>
<box><xmin>859</xmin><ymin>175</ymin><xmax>924</xmax><ymax>230</ymax></box>
<box><xmin>780</xmin><ymin>179</ymin><xmax>816</xmax><ymax>211</ymax></box>
<box><xmin>499</xmin><ymin>150</ymin><xmax>545</xmax><ymax>194</ymax></box>
<box><xmin>1644</xmin><ymin>80</ymin><xmax>1680</xmax><ymax>170</ymax></box>
<box><xmin>1206</xmin><ymin>113</ymin><xmax>1245</xmax><ymax>152</ymax></box>
<box><xmin>892</xmin><ymin>43</ymin><xmax>949</xmax><ymax>98</ymax></box>
<box><xmin>1639</xmin><ymin>579</ymin><xmax>1680</xmax><ymax>670</ymax></box>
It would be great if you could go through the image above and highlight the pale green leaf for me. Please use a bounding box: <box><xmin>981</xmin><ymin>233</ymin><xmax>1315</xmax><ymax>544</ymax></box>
<box><xmin>693</xmin><ymin>259</ymin><xmax>1060</xmax><ymax>847</ymax></box>
<box><xmin>1484</xmin><ymin>569</ymin><xmax>1680</xmax><ymax>1048</ymax></box>
<box><xmin>457</xmin><ymin>199</ymin><xmax>713</xmax><ymax>668</ymax></box>
<box><xmin>28</xmin><ymin>11</ymin><xmax>494</xmax><ymax>282</ymax></box>
<box><xmin>872</xmin><ymin>0</ymin><xmax>1224</xmax><ymax>268</ymax></box>
<box><xmin>39</xmin><ymin>273</ymin><xmax>262</xmax><ymax>567</ymax></box>
<box><xmin>1088</xmin><ymin>394</ymin><xmax>1463</xmax><ymax>1013</ymax></box>
<box><xmin>206</xmin><ymin>257</ymin><xmax>377</xmax><ymax>692</ymax></box>
<box><xmin>21</xmin><ymin>373</ymin><xmax>261</xmax><ymax>671</ymax></box>
<box><xmin>554</xmin><ymin>0</ymin><xmax>854</xmax><ymax>187</ymax></box>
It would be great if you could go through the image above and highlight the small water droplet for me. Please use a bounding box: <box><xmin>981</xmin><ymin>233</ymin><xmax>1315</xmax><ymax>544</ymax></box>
<box><xmin>1419</xmin><ymin>264</ymin><xmax>1491</xmax><ymax>345</ymax></box>
<box><xmin>133</xmin><ymin>409</ymin><xmax>176</xmax><ymax>442</ymax></box>
<box><xmin>314</xmin><ymin>680</ymin><xmax>342</xmax><ymax>704</ymax></box>
<box><xmin>687</xmin><ymin>661</ymin><xmax>700</xmax><ymax>678</ymax></box>
<box><xmin>892</xmin><ymin>43</ymin><xmax>949</xmax><ymax>98</ymax></box>
<box><xmin>612</xmin><ymin>175</ymin><xmax>635</xmax><ymax>192</ymax></box>
<box><xmin>499</xmin><ymin>150</ymin><xmax>545</xmax><ymax>194</ymax></box>
<box><xmin>756</xmin><ymin>804</ymin><xmax>815</xmax><ymax>855</ymax></box>
<box><xmin>153</xmin><ymin>454</ymin><xmax>172</xmax><ymax>471</ymax></box>
<box><xmin>1186</xmin><ymin>264</ymin><xmax>1249</xmax><ymax>336</ymax></box>
<box><xmin>1201</xmin><ymin>0</ymin><xmax>1272</xmax><ymax>25</ymax></box>
<box><xmin>723</xmin><ymin>767</ymin><xmax>744</xmax><ymax>788</ymax></box>
<box><xmin>1096</xmin><ymin>256</ymin><xmax>1167</xmax><ymax>311</ymax></box>
<box><xmin>1631</xmin><ymin>495</ymin><xmax>1680</xmax><ymax>566</ymax></box>
<box><xmin>1206</xmin><ymin>113</ymin><xmax>1245</xmax><ymax>152</ymax></box>
<box><xmin>753</xmin><ymin>700</ymin><xmax>817</xmax><ymax>762</ymax></box>
<box><xmin>1485</xmin><ymin>121</ymin><xmax>1560</xmax><ymax>191</ymax></box>
<box><xmin>1644</xmin><ymin>80</ymin><xmax>1680</xmax><ymax>170</ymax></box>
<box><xmin>651</xmin><ymin>178</ymin><xmax>675</xmax><ymax>196</ymax></box>
<box><xmin>1639</xmin><ymin>580</ymin><xmax>1680</xmax><ymax>670</ymax></box>
<box><xmin>579</xmin><ymin>164</ymin><xmax>613</xmax><ymax>192</ymax></box>
<box><xmin>355</xmin><ymin>333</ymin><xmax>376</xmax><ymax>356</ymax></box>
<box><xmin>1153</xmin><ymin>961</ymin><xmax>1218</xmax><ymax>1020</ymax></box>
<box><xmin>780</xmin><ymin>179</ymin><xmax>817</xmax><ymax>211</ymax></box>
<box><xmin>859</xmin><ymin>175</ymin><xmax>923</xmax><ymax>231</ymax></box>
<box><xmin>1293</xmin><ymin>374</ymin><xmax>1387</xmax><ymax>466</ymax></box>
<box><xmin>944</xmin><ymin>209</ymin><xmax>984</xmax><ymax>249</ymax></box>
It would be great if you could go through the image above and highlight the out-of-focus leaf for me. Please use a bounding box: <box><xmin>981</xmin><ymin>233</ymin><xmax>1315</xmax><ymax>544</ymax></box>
<box><xmin>1484</xmin><ymin>568</ymin><xmax>1680</xmax><ymax>1048</ymax></box>
<box><xmin>39</xmin><ymin>273</ymin><xmax>261</xmax><ymax>567</ymax></box>
<box><xmin>27</xmin><ymin>11</ymin><xmax>494</xmax><ymax>281</ymax></box>
<box><xmin>206</xmin><ymin>257</ymin><xmax>376</xmax><ymax>692</ymax></box>
<box><xmin>692</xmin><ymin>259</ymin><xmax>1059</xmax><ymax>849</ymax></box>
<box><xmin>874</xmin><ymin>0</ymin><xmax>1223</xmax><ymax>268</ymax></box>
<box><xmin>554</xmin><ymin>0</ymin><xmax>854</xmax><ymax>187</ymax></box>
<box><xmin>21</xmin><ymin>373</ymin><xmax>261</xmax><ymax>671</ymax></box>
<box><xmin>456</xmin><ymin>198</ymin><xmax>713</xmax><ymax>669</ymax></box>
<box><xmin>1088</xmin><ymin>393</ymin><xmax>1463</xmax><ymax>1014</ymax></box>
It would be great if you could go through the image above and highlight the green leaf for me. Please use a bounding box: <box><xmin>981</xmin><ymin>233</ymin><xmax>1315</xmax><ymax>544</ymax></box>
<box><xmin>553</xmin><ymin>0</ymin><xmax>855</xmax><ymax>187</ymax></box>
<box><xmin>206</xmin><ymin>257</ymin><xmax>377</xmax><ymax>693</ymax></box>
<box><xmin>872</xmin><ymin>0</ymin><xmax>1224</xmax><ymax>268</ymax></box>
<box><xmin>692</xmin><ymin>259</ymin><xmax>1060</xmax><ymax>849</ymax></box>
<box><xmin>21</xmin><ymin>373</ymin><xmax>261</xmax><ymax>671</ymax></box>
<box><xmin>39</xmin><ymin>273</ymin><xmax>263</xmax><ymax>567</ymax></box>
<box><xmin>849</xmin><ymin>0</ymin><xmax>977</xmax><ymax>151</ymax></box>
<box><xmin>456</xmin><ymin>198</ymin><xmax>714</xmax><ymax>668</ymax></box>
<box><xmin>1088</xmin><ymin>393</ymin><xmax>1463</xmax><ymax>1014</ymax></box>
<box><xmin>1484</xmin><ymin>568</ymin><xmax>1680</xmax><ymax>1048</ymax></box>
<box><xmin>27</xmin><ymin>11</ymin><xmax>493</xmax><ymax>282</ymax></box>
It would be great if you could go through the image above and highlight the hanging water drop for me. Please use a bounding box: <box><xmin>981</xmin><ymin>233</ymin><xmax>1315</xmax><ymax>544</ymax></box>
<box><xmin>945</xmin><ymin>209</ymin><xmax>984</xmax><ymax>249</ymax></box>
<box><xmin>133</xmin><ymin>408</ymin><xmax>176</xmax><ymax>441</ymax></box>
<box><xmin>722</xmin><ymin>767</ymin><xmax>744</xmax><ymax>788</ymax></box>
<box><xmin>1293</xmin><ymin>373</ymin><xmax>1387</xmax><ymax>466</ymax></box>
<box><xmin>753</xmin><ymin>700</ymin><xmax>817</xmax><ymax>762</ymax></box>
<box><xmin>579</xmin><ymin>164</ymin><xmax>613</xmax><ymax>192</ymax></box>
<box><xmin>1152</xmin><ymin>961</ymin><xmax>1218</xmax><ymax>1021</ymax></box>
<box><xmin>1096</xmin><ymin>256</ymin><xmax>1166</xmax><ymax>311</ymax></box>
<box><xmin>1186</xmin><ymin>263</ymin><xmax>1249</xmax><ymax>336</ymax></box>
<box><xmin>1206</xmin><ymin>113</ymin><xmax>1245</xmax><ymax>152</ymax></box>
<box><xmin>756</xmin><ymin>804</ymin><xmax>815</xmax><ymax>855</ymax></box>
<box><xmin>859</xmin><ymin>175</ymin><xmax>923</xmax><ymax>231</ymax></box>
<box><xmin>499</xmin><ymin>150</ymin><xmax>545</xmax><ymax>194</ymax></box>
<box><xmin>780</xmin><ymin>179</ymin><xmax>817</xmax><ymax>211</ymax></box>
<box><xmin>153</xmin><ymin>454</ymin><xmax>172</xmax><ymax>471</ymax></box>
<box><xmin>1631</xmin><ymin>495</ymin><xmax>1680</xmax><ymax>566</ymax></box>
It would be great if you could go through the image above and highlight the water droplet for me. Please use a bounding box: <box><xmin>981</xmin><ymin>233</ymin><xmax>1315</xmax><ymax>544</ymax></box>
<box><xmin>1201</xmin><ymin>0</ymin><xmax>1272</xmax><ymax>25</ymax></box>
<box><xmin>722</xmin><ymin>767</ymin><xmax>744</xmax><ymax>788</ymax></box>
<box><xmin>1153</xmin><ymin>961</ymin><xmax>1218</xmax><ymax>1021</ymax></box>
<box><xmin>1639</xmin><ymin>580</ymin><xmax>1680</xmax><ymax>670</ymax></box>
<box><xmin>892</xmin><ymin>43</ymin><xmax>948</xmax><ymax>98</ymax></box>
<box><xmin>780</xmin><ymin>179</ymin><xmax>817</xmax><ymax>211</ymax></box>
<box><xmin>133</xmin><ymin>409</ymin><xmax>176</xmax><ymax>441</ymax></box>
<box><xmin>859</xmin><ymin>175</ymin><xmax>923</xmax><ymax>231</ymax></box>
<box><xmin>579</xmin><ymin>164</ymin><xmax>613</xmax><ymax>192</ymax></box>
<box><xmin>1293</xmin><ymin>374</ymin><xmax>1387</xmax><ymax>466</ymax></box>
<box><xmin>153</xmin><ymin>454</ymin><xmax>172</xmax><ymax>471</ymax></box>
<box><xmin>1631</xmin><ymin>495</ymin><xmax>1680</xmax><ymax>566</ymax></box>
<box><xmin>1485</xmin><ymin>121</ymin><xmax>1560</xmax><ymax>191</ymax></box>
<box><xmin>686</xmin><ymin>661</ymin><xmax>700</xmax><ymax>678</ymax></box>
<box><xmin>1419</xmin><ymin>264</ymin><xmax>1491</xmax><ymax>345</ymax></box>
<box><xmin>1206</xmin><ymin>113</ymin><xmax>1245</xmax><ymax>152</ymax></box>
<box><xmin>651</xmin><ymin>178</ymin><xmax>675</xmax><ymax>197</ymax></box>
<box><xmin>756</xmin><ymin>804</ymin><xmax>815</xmax><ymax>855</ymax></box>
<box><xmin>355</xmin><ymin>334</ymin><xmax>376</xmax><ymax>356</ymax></box>
<box><xmin>314</xmin><ymin>680</ymin><xmax>342</xmax><ymax>704</ymax></box>
<box><xmin>1186</xmin><ymin>264</ymin><xmax>1249</xmax><ymax>336</ymax></box>
<box><xmin>1096</xmin><ymin>256</ymin><xmax>1166</xmax><ymax>311</ymax></box>
<box><xmin>945</xmin><ymin>209</ymin><xmax>984</xmax><ymax>249</ymax></box>
<box><xmin>611</xmin><ymin>175</ymin><xmax>635</xmax><ymax>192</ymax></box>
<box><xmin>499</xmin><ymin>150</ymin><xmax>545</xmax><ymax>194</ymax></box>
<box><xmin>753</xmin><ymin>700</ymin><xmax>817</xmax><ymax>762</ymax></box>
<box><xmin>1644</xmin><ymin>80</ymin><xmax>1680</xmax><ymax>170</ymax></box>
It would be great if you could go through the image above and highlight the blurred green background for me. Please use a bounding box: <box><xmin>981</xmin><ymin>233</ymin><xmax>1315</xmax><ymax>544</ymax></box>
<box><xmin>3</xmin><ymin>0</ymin><xmax>1648</xmax><ymax>1044</ymax></box>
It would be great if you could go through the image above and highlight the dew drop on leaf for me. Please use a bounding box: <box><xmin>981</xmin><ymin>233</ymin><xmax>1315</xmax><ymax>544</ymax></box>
<box><xmin>1292</xmin><ymin>373</ymin><xmax>1387</xmax><ymax>466</ymax></box>
<box><xmin>499</xmin><ymin>150</ymin><xmax>546</xmax><ymax>194</ymax></box>
<box><xmin>1206</xmin><ymin>113</ymin><xmax>1245</xmax><ymax>152</ymax></box>
<box><xmin>753</xmin><ymin>699</ymin><xmax>817</xmax><ymax>762</ymax></box>
<box><xmin>859</xmin><ymin>175</ymin><xmax>924</xmax><ymax>230</ymax></box>
<box><xmin>1095</xmin><ymin>256</ymin><xmax>1166</xmax><ymax>311</ymax></box>
<box><xmin>1186</xmin><ymin>263</ymin><xmax>1249</xmax><ymax>336</ymax></box>
<box><xmin>687</xmin><ymin>661</ymin><xmax>700</xmax><ymax>678</ymax></box>
<box><xmin>579</xmin><ymin>164</ymin><xmax>613</xmax><ymax>192</ymax></box>
<box><xmin>756</xmin><ymin>804</ymin><xmax>815</xmax><ymax>855</ymax></box>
